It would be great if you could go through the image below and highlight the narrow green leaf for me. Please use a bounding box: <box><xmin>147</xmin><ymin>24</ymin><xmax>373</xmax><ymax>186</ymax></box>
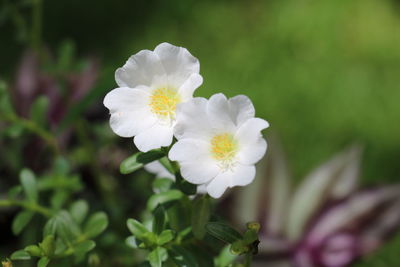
<box><xmin>169</xmin><ymin>246</ymin><xmax>199</xmax><ymax>267</ymax></box>
<box><xmin>12</xmin><ymin>210</ymin><xmax>34</xmax><ymax>235</ymax></box>
<box><xmin>157</xmin><ymin>230</ymin><xmax>175</xmax><ymax>245</ymax></box>
<box><xmin>147</xmin><ymin>190</ymin><xmax>184</xmax><ymax>211</ymax></box>
<box><xmin>191</xmin><ymin>195</ymin><xmax>211</xmax><ymax>239</ymax></box>
<box><xmin>11</xmin><ymin>250</ymin><xmax>31</xmax><ymax>260</ymax></box>
<box><xmin>55</xmin><ymin>211</ymin><xmax>81</xmax><ymax>242</ymax></box>
<box><xmin>37</xmin><ymin>256</ymin><xmax>50</xmax><ymax>267</ymax></box>
<box><xmin>205</xmin><ymin>222</ymin><xmax>243</xmax><ymax>244</ymax></box>
<box><xmin>24</xmin><ymin>245</ymin><xmax>42</xmax><ymax>257</ymax></box>
<box><xmin>175</xmin><ymin>173</ymin><xmax>197</xmax><ymax>195</ymax></box>
<box><xmin>125</xmin><ymin>236</ymin><xmax>139</xmax><ymax>248</ymax></box>
<box><xmin>69</xmin><ymin>200</ymin><xmax>89</xmax><ymax>224</ymax></box>
<box><xmin>20</xmin><ymin>168</ymin><xmax>38</xmax><ymax>202</ymax></box>
<box><xmin>74</xmin><ymin>240</ymin><xmax>96</xmax><ymax>254</ymax></box>
<box><xmin>147</xmin><ymin>247</ymin><xmax>167</xmax><ymax>267</ymax></box>
<box><xmin>152</xmin><ymin>205</ymin><xmax>165</xmax><ymax>234</ymax></box>
<box><xmin>43</xmin><ymin>217</ymin><xmax>58</xmax><ymax>237</ymax></box>
<box><xmin>30</xmin><ymin>96</ymin><xmax>49</xmax><ymax>127</ymax></box>
<box><xmin>39</xmin><ymin>235</ymin><xmax>56</xmax><ymax>256</ymax></box>
<box><xmin>83</xmin><ymin>212</ymin><xmax>109</xmax><ymax>238</ymax></box>
<box><xmin>127</xmin><ymin>219</ymin><xmax>149</xmax><ymax>238</ymax></box>
<box><xmin>120</xmin><ymin>150</ymin><xmax>165</xmax><ymax>174</ymax></box>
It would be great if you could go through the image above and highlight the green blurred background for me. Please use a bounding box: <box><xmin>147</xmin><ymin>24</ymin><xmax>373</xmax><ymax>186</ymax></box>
<box><xmin>1</xmin><ymin>0</ymin><xmax>400</xmax><ymax>265</ymax></box>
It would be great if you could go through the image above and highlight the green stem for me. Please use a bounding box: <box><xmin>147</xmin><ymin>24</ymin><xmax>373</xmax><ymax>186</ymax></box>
<box><xmin>244</xmin><ymin>252</ymin><xmax>253</xmax><ymax>267</ymax></box>
<box><xmin>0</xmin><ymin>199</ymin><xmax>52</xmax><ymax>217</ymax></box>
<box><xmin>1</xmin><ymin>113</ymin><xmax>60</xmax><ymax>155</ymax></box>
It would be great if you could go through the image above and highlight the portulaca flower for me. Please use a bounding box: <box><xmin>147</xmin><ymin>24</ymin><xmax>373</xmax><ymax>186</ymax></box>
<box><xmin>145</xmin><ymin>161</ymin><xmax>207</xmax><ymax>194</ymax></box>
<box><xmin>169</xmin><ymin>93</ymin><xmax>269</xmax><ymax>198</ymax></box>
<box><xmin>103</xmin><ymin>43</ymin><xmax>203</xmax><ymax>152</ymax></box>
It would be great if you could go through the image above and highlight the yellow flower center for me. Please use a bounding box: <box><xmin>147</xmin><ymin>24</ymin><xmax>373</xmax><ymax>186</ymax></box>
<box><xmin>210</xmin><ymin>133</ymin><xmax>238</xmax><ymax>163</ymax></box>
<box><xmin>149</xmin><ymin>87</ymin><xmax>181</xmax><ymax>121</ymax></box>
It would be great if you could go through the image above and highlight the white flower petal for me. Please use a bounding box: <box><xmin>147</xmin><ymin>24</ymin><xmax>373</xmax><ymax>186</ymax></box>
<box><xmin>206</xmin><ymin>173</ymin><xmax>230</xmax><ymax>198</ymax></box>
<box><xmin>174</xmin><ymin>97</ymin><xmax>214</xmax><ymax>140</ymax></box>
<box><xmin>229</xmin><ymin>164</ymin><xmax>256</xmax><ymax>187</ymax></box>
<box><xmin>134</xmin><ymin>123</ymin><xmax>173</xmax><ymax>152</ymax></box>
<box><xmin>206</xmin><ymin>164</ymin><xmax>256</xmax><ymax>198</ymax></box>
<box><xmin>104</xmin><ymin>88</ymin><xmax>156</xmax><ymax>137</ymax></box>
<box><xmin>238</xmin><ymin>138</ymin><xmax>267</xmax><ymax>165</ymax></box>
<box><xmin>207</xmin><ymin>93</ymin><xmax>235</xmax><ymax>132</ymax></box>
<box><xmin>168</xmin><ymin>139</ymin><xmax>210</xmax><ymax>162</ymax></box>
<box><xmin>178</xmin><ymin>73</ymin><xmax>203</xmax><ymax>101</ymax></box>
<box><xmin>154</xmin><ymin>42</ymin><xmax>200</xmax><ymax>88</ymax></box>
<box><xmin>115</xmin><ymin>50</ymin><xmax>166</xmax><ymax>88</ymax></box>
<box><xmin>144</xmin><ymin>161</ymin><xmax>175</xmax><ymax>179</ymax></box>
<box><xmin>228</xmin><ymin>95</ymin><xmax>255</xmax><ymax>126</ymax></box>
<box><xmin>104</xmin><ymin>87</ymin><xmax>150</xmax><ymax>111</ymax></box>
<box><xmin>235</xmin><ymin>118</ymin><xmax>269</xmax><ymax>145</ymax></box>
<box><xmin>180</xmin><ymin>160</ymin><xmax>219</xmax><ymax>185</ymax></box>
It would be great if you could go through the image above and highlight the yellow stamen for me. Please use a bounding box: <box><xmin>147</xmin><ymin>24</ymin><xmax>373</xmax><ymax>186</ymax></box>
<box><xmin>210</xmin><ymin>133</ymin><xmax>238</xmax><ymax>162</ymax></box>
<box><xmin>149</xmin><ymin>87</ymin><xmax>181</xmax><ymax>120</ymax></box>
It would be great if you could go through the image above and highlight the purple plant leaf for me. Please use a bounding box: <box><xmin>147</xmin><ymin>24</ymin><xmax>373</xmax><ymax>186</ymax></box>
<box><xmin>286</xmin><ymin>145</ymin><xmax>362</xmax><ymax>241</ymax></box>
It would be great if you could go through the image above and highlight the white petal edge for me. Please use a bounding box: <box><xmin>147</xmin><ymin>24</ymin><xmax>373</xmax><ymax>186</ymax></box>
<box><xmin>238</xmin><ymin>137</ymin><xmax>268</xmax><ymax>165</ymax></box>
<box><xmin>179</xmin><ymin>160</ymin><xmax>219</xmax><ymax>185</ymax></box>
<box><xmin>154</xmin><ymin>42</ymin><xmax>200</xmax><ymax>88</ymax></box>
<box><xmin>134</xmin><ymin>123</ymin><xmax>173</xmax><ymax>152</ymax></box>
<box><xmin>228</xmin><ymin>95</ymin><xmax>256</xmax><ymax>126</ymax></box>
<box><xmin>207</xmin><ymin>93</ymin><xmax>235</xmax><ymax>132</ymax></box>
<box><xmin>178</xmin><ymin>73</ymin><xmax>203</xmax><ymax>101</ymax></box>
<box><xmin>115</xmin><ymin>50</ymin><xmax>166</xmax><ymax>88</ymax></box>
<box><xmin>235</xmin><ymin>118</ymin><xmax>269</xmax><ymax>145</ymax></box>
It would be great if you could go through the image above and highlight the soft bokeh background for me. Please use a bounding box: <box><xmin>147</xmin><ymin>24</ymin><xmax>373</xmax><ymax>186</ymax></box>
<box><xmin>1</xmin><ymin>0</ymin><xmax>400</xmax><ymax>265</ymax></box>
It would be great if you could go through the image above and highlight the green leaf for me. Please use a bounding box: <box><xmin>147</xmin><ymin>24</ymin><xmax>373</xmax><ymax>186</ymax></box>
<box><xmin>20</xmin><ymin>168</ymin><xmax>38</xmax><ymax>202</ymax></box>
<box><xmin>25</xmin><ymin>245</ymin><xmax>43</xmax><ymax>257</ymax></box>
<box><xmin>205</xmin><ymin>222</ymin><xmax>243</xmax><ymax>244</ymax></box>
<box><xmin>152</xmin><ymin>205</ymin><xmax>165</xmax><ymax>234</ymax></box>
<box><xmin>55</xmin><ymin>211</ymin><xmax>81</xmax><ymax>242</ymax></box>
<box><xmin>125</xmin><ymin>236</ymin><xmax>139</xmax><ymax>249</ymax></box>
<box><xmin>169</xmin><ymin>246</ymin><xmax>199</xmax><ymax>267</ymax></box>
<box><xmin>83</xmin><ymin>212</ymin><xmax>109</xmax><ymax>238</ymax></box>
<box><xmin>39</xmin><ymin>235</ymin><xmax>56</xmax><ymax>256</ymax></box>
<box><xmin>37</xmin><ymin>256</ymin><xmax>50</xmax><ymax>267</ymax></box>
<box><xmin>158</xmin><ymin>157</ymin><xmax>175</xmax><ymax>174</ymax></box>
<box><xmin>75</xmin><ymin>240</ymin><xmax>96</xmax><ymax>254</ymax></box>
<box><xmin>43</xmin><ymin>217</ymin><xmax>58</xmax><ymax>237</ymax></box>
<box><xmin>12</xmin><ymin>210</ymin><xmax>34</xmax><ymax>235</ymax></box>
<box><xmin>69</xmin><ymin>200</ymin><xmax>89</xmax><ymax>224</ymax></box>
<box><xmin>11</xmin><ymin>250</ymin><xmax>31</xmax><ymax>260</ymax></box>
<box><xmin>152</xmin><ymin>178</ymin><xmax>173</xmax><ymax>193</ymax></box>
<box><xmin>157</xmin><ymin>230</ymin><xmax>175</xmax><ymax>245</ymax></box>
<box><xmin>147</xmin><ymin>190</ymin><xmax>184</xmax><ymax>211</ymax></box>
<box><xmin>50</xmin><ymin>190</ymin><xmax>69</xmax><ymax>210</ymax></box>
<box><xmin>30</xmin><ymin>96</ymin><xmax>49</xmax><ymax>127</ymax></box>
<box><xmin>191</xmin><ymin>195</ymin><xmax>211</xmax><ymax>239</ymax></box>
<box><xmin>120</xmin><ymin>149</ymin><xmax>165</xmax><ymax>174</ymax></box>
<box><xmin>175</xmin><ymin>173</ymin><xmax>197</xmax><ymax>195</ymax></box>
<box><xmin>127</xmin><ymin>219</ymin><xmax>149</xmax><ymax>238</ymax></box>
<box><xmin>147</xmin><ymin>247</ymin><xmax>167</xmax><ymax>267</ymax></box>
<box><xmin>53</xmin><ymin>157</ymin><xmax>70</xmax><ymax>175</ymax></box>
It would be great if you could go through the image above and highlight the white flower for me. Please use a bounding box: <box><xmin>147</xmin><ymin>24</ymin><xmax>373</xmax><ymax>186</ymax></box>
<box><xmin>145</xmin><ymin>161</ymin><xmax>207</xmax><ymax>195</ymax></box>
<box><xmin>144</xmin><ymin>161</ymin><xmax>175</xmax><ymax>180</ymax></box>
<box><xmin>103</xmin><ymin>42</ymin><xmax>203</xmax><ymax>152</ymax></box>
<box><xmin>169</xmin><ymin>93</ymin><xmax>269</xmax><ymax>198</ymax></box>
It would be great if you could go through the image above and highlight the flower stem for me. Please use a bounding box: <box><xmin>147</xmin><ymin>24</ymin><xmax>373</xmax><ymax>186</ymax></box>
<box><xmin>0</xmin><ymin>199</ymin><xmax>52</xmax><ymax>217</ymax></box>
<box><xmin>244</xmin><ymin>252</ymin><xmax>253</xmax><ymax>267</ymax></box>
<box><xmin>1</xmin><ymin>113</ymin><xmax>60</xmax><ymax>155</ymax></box>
